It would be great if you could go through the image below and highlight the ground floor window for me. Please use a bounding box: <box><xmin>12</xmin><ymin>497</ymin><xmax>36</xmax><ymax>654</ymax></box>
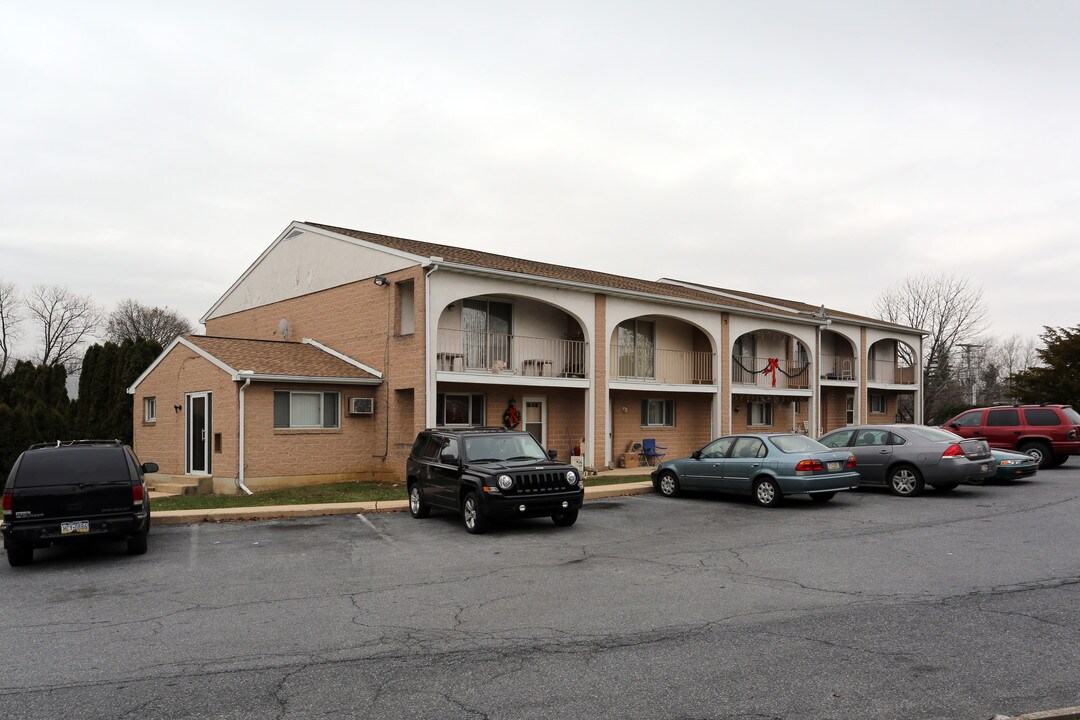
<box><xmin>437</xmin><ymin>393</ymin><xmax>485</xmax><ymax>426</ymax></box>
<box><xmin>274</xmin><ymin>391</ymin><xmax>340</xmax><ymax>428</ymax></box>
<box><xmin>641</xmin><ymin>398</ymin><xmax>675</xmax><ymax>427</ymax></box>
<box><xmin>749</xmin><ymin>402</ymin><xmax>773</xmax><ymax>427</ymax></box>
<box><xmin>869</xmin><ymin>393</ymin><xmax>887</xmax><ymax>414</ymax></box>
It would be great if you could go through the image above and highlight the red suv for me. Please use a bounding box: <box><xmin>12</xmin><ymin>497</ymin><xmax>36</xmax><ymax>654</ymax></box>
<box><xmin>943</xmin><ymin>404</ymin><xmax>1080</xmax><ymax>469</ymax></box>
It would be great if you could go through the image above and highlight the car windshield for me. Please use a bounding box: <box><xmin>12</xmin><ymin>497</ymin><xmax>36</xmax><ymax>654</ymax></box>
<box><xmin>464</xmin><ymin>434</ymin><xmax>547</xmax><ymax>462</ymax></box>
<box><xmin>904</xmin><ymin>426</ymin><xmax>962</xmax><ymax>442</ymax></box>
<box><xmin>768</xmin><ymin>435</ymin><xmax>829</xmax><ymax>454</ymax></box>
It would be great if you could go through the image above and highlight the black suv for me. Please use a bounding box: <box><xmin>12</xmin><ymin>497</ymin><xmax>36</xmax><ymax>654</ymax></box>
<box><xmin>406</xmin><ymin>428</ymin><xmax>584</xmax><ymax>534</ymax></box>
<box><xmin>1</xmin><ymin>440</ymin><xmax>156</xmax><ymax>566</ymax></box>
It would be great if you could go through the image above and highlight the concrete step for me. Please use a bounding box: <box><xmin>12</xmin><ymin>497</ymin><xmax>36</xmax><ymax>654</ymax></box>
<box><xmin>148</xmin><ymin>475</ymin><xmax>214</xmax><ymax>496</ymax></box>
<box><xmin>148</xmin><ymin>490</ymin><xmax>178</xmax><ymax>500</ymax></box>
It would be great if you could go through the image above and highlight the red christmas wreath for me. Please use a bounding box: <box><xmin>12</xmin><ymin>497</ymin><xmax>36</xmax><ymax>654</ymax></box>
<box><xmin>502</xmin><ymin>399</ymin><xmax>521</xmax><ymax>429</ymax></box>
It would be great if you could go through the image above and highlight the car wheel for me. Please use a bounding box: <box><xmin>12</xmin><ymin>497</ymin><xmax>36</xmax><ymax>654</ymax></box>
<box><xmin>657</xmin><ymin>471</ymin><xmax>680</xmax><ymax>498</ymax></box>
<box><xmin>809</xmin><ymin>492</ymin><xmax>835</xmax><ymax>503</ymax></box>
<box><xmin>462</xmin><ymin>492</ymin><xmax>489</xmax><ymax>534</ymax></box>
<box><xmin>887</xmin><ymin>465</ymin><xmax>925</xmax><ymax>497</ymax></box>
<box><xmin>7</xmin><ymin>544</ymin><xmax>33</xmax><ymax>567</ymax></box>
<box><xmin>931</xmin><ymin>482</ymin><xmax>960</xmax><ymax>492</ymax></box>
<box><xmin>127</xmin><ymin>526</ymin><xmax>149</xmax><ymax>555</ymax></box>
<box><xmin>408</xmin><ymin>483</ymin><xmax>430</xmax><ymax>519</ymax></box>
<box><xmin>551</xmin><ymin>509</ymin><xmax>579</xmax><ymax>527</ymax></box>
<box><xmin>1019</xmin><ymin>441</ymin><xmax>1053</xmax><ymax>470</ymax></box>
<box><xmin>1049</xmin><ymin>454</ymin><xmax>1069</xmax><ymax>468</ymax></box>
<box><xmin>752</xmin><ymin>477</ymin><xmax>782</xmax><ymax>508</ymax></box>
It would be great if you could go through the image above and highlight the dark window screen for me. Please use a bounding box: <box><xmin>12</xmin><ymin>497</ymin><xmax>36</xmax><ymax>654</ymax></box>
<box><xmin>1024</xmin><ymin>408</ymin><xmax>1062</xmax><ymax>426</ymax></box>
<box><xmin>15</xmin><ymin>448</ymin><xmax>129</xmax><ymax>488</ymax></box>
<box><xmin>986</xmin><ymin>409</ymin><xmax>1020</xmax><ymax>427</ymax></box>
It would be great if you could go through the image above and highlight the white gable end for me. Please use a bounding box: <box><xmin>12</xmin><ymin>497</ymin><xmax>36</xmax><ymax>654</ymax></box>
<box><xmin>205</xmin><ymin>225</ymin><xmax>419</xmax><ymax>321</ymax></box>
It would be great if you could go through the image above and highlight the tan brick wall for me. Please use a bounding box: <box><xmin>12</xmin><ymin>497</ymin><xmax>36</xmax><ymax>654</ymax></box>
<box><xmin>729</xmin><ymin>398</ymin><xmax>796</xmax><ymax>435</ymax></box>
<box><xmin>820</xmin><ymin>387</ymin><xmax>854</xmax><ymax>434</ymax></box>
<box><xmin>132</xmin><ymin>345</ymin><xmax>238</xmax><ymax>479</ymax></box>
<box><xmin>866</xmin><ymin>391</ymin><xmax>900</xmax><ymax>425</ymax></box>
<box><xmin>611</xmin><ymin>391</ymin><xmax>714</xmax><ymax>462</ymax></box>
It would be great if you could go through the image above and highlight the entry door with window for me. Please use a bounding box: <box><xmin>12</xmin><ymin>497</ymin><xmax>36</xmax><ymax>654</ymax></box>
<box><xmin>462</xmin><ymin>299</ymin><xmax>512</xmax><ymax>370</ymax></box>
<box><xmin>186</xmin><ymin>392</ymin><xmax>212</xmax><ymax>475</ymax></box>
<box><xmin>523</xmin><ymin>396</ymin><xmax>546</xmax><ymax>448</ymax></box>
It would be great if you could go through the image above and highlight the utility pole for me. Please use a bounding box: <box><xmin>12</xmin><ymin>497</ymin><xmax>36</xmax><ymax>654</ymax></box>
<box><xmin>958</xmin><ymin>343</ymin><xmax>981</xmax><ymax>405</ymax></box>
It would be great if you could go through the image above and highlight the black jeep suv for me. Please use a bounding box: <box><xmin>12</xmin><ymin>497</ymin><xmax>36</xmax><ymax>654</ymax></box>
<box><xmin>406</xmin><ymin>428</ymin><xmax>584</xmax><ymax>534</ymax></box>
<box><xmin>2</xmin><ymin>440</ymin><xmax>156</xmax><ymax>566</ymax></box>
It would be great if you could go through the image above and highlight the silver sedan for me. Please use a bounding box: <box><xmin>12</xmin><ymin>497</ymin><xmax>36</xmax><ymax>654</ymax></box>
<box><xmin>818</xmin><ymin>424</ymin><xmax>994</xmax><ymax>496</ymax></box>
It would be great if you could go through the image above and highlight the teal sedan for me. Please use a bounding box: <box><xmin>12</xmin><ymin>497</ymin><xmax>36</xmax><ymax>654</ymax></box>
<box><xmin>650</xmin><ymin>433</ymin><xmax>860</xmax><ymax>508</ymax></box>
<box><xmin>991</xmin><ymin>448</ymin><xmax>1038</xmax><ymax>481</ymax></box>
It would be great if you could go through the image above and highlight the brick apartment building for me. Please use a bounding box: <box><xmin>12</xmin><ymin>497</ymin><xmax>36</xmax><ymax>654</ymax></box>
<box><xmin>129</xmin><ymin>221</ymin><xmax>925</xmax><ymax>494</ymax></box>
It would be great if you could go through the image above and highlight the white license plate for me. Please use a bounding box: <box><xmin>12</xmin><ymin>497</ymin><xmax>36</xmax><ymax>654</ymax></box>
<box><xmin>827</xmin><ymin>461</ymin><xmax>840</xmax><ymax>471</ymax></box>
<box><xmin>61</xmin><ymin>521</ymin><xmax>90</xmax><ymax>535</ymax></box>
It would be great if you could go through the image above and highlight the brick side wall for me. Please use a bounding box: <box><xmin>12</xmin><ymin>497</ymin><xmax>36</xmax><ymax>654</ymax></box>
<box><xmin>820</xmin><ymin>387</ymin><xmax>853</xmax><ymax>434</ymax></box>
<box><xmin>729</xmin><ymin>400</ymin><xmax>796</xmax><ymax>435</ymax></box>
<box><xmin>611</xmin><ymin>391</ymin><xmax>714</xmax><ymax>462</ymax></box>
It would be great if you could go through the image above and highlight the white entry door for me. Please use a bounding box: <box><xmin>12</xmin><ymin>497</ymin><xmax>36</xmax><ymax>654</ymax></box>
<box><xmin>186</xmin><ymin>392</ymin><xmax>212</xmax><ymax>475</ymax></box>
<box><xmin>523</xmin><ymin>396</ymin><xmax>547</xmax><ymax>448</ymax></box>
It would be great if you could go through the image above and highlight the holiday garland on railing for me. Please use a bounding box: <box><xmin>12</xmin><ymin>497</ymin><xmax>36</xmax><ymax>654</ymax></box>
<box><xmin>732</xmin><ymin>356</ymin><xmax>811</xmax><ymax>382</ymax></box>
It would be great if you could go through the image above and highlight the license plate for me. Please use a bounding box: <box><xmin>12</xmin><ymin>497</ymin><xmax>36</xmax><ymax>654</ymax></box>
<box><xmin>61</xmin><ymin>521</ymin><xmax>90</xmax><ymax>535</ymax></box>
<box><xmin>827</xmin><ymin>461</ymin><xmax>840</xmax><ymax>471</ymax></box>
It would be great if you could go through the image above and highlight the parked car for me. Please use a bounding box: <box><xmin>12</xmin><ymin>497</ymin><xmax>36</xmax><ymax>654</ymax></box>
<box><xmin>1</xmin><ymin>440</ymin><xmax>155</xmax><ymax>567</ymax></box>
<box><xmin>942</xmin><ymin>404</ymin><xmax>1080</xmax><ymax>469</ymax></box>
<box><xmin>818</xmin><ymin>425</ymin><xmax>994</xmax><ymax>496</ymax></box>
<box><xmin>406</xmin><ymin>427</ymin><xmax>584</xmax><ymax>534</ymax></box>
<box><xmin>990</xmin><ymin>448</ymin><xmax>1039</xmax><ymax>482</ymax></box>
<box><xmin>650</xmin><ymin>433</ymin><xmax>859</xmax><ymax>508</ymax></box>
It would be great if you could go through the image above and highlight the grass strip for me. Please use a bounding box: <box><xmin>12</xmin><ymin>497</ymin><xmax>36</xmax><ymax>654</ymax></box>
<box><xmin>151</xmin><ymin>474</ymin><xmax>649</xmax><ymax>511</ymax></box>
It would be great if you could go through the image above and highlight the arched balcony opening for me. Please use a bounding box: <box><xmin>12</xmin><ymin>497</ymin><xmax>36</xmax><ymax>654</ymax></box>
<box><xmin>435</xmin><ymin>295</ymin><xmax>589</xmax><ymax>378</ymax></box>
<box><xmin>820</xmin><ymin>330</ymin><xmax>858</xmax><ymax>381</ymax></box>
<box><xmin>731</xmin><ymin>330</ymin><xmax>812</xmax><ymax>390</ymax></box>
<box><xmin>868</xmin><ymin>338</ymin><xmax>917</xmax><ymax>385</ymax></box>
<box><xmin>609</xmin><ymin>316</ymin><xmax>715</xmax><ymax>385</ymax></box>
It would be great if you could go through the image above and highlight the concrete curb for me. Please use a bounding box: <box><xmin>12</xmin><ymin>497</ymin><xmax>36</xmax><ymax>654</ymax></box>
<box><xmin>996</xmin><ymin>708</ymin><xmax>1080</xmax><ymax>720</ymax></box>
<box><xmin>151</xmin><ymin>481</ymin><xmax>655</xmax><ymax>526</ymax></box>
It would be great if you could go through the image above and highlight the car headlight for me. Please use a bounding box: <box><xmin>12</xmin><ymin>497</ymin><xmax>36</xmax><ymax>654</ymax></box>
<box><xmin>497</xmin><ymin>474</ymin><xmax>513</xmax><ymax>490</ymax></box>
<box><xmin>999</xmin><ymin>459</ymin><xmax>1015</xmax><ymax>466</ymax></box>
<box><xmin>566</xmin><ymin>470</ymin><xmax>578</xmax><ymax>485</ymax></box>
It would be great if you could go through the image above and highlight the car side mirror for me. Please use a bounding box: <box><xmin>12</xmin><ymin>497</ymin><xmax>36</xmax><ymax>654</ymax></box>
<box><xmin>440</xmin><ymin>453</ymin><xmax>459</xmax><ymax>465</ymax></box>
<box><xmin>142</xmin><ymin>462</ymin><xmax>159</xmax><ymax>474</ymax></box>
<box><xmin>949</xmin><ymin>422</ymin><xmax>959</xmax><ymax>429</ymax></box>
<box><xmin>547</xmin><ymin>449</ymin><xmax>558</xmax><ymax>460</ymax></box>
<box><xmin>691</xmin><ymin>450</ymin><xmax>702</xmax><ymax>460</ymax></box>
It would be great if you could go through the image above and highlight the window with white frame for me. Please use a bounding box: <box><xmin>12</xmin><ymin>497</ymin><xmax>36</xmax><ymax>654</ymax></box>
<box><xmin>144</xmin><ymin>397</ymin><xmax>156</xmax><ymax>423</ymax></box>
<box><xmin>869</xmin><ymin>394</ymin><xmax>887</xmax><ymax>414</ymax></box>
<box><xmin>748</xmin><ymin>402</ymin><xmax>773</xmax><ymax>427</ymax></box>
<box><xmin>641</xmin><ymin>398</ymin><xmax>675</xmax><ymax>427</ymax></box>
<box><xmin>436</xmin><ymin>393</ymin><xmax>485</xmax><ymax>426</ymax></box>
<box><xmin>274</xmin><ymin>391</ymin><xmax>340</xmax><ymax>429</ymax></box>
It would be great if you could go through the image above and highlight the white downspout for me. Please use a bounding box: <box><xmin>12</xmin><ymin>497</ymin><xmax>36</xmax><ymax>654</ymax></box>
<box><xmin>237</xmin><ymin>374</ymin><xmax>253</xmax><ymax>495</ymax></box>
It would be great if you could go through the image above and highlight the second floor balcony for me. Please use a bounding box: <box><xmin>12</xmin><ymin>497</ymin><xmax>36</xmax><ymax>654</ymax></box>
<box><xmin>732</xmin><ymin>355</ymin><xmax>811</xmax><ymax>390</ymax></box>
<box><xmin>437</xmin><ymin>328</ymin><xmax>589</xmax><ymax>378</ymax></box>
<box><xmin>610</xmin><ymin>345</ymin><xmax>715</xmax><ymax>385</ymax></box>
<box><xmin>820</xmin><ymin>353</ymin><xmax>857</xmax><ymax>381</ymax></box>
<box><xmin>868</xmin><ymin>360</ymin><xmax>917</xmax><ymax>385</ymax></box>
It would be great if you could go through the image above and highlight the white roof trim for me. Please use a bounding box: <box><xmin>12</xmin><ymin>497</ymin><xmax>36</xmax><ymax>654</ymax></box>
<box><xmin>126</xmin><ymin>337</ymin><xmax>238</xmax><ymax>394</ymax></box>
<box><xmin>240</xmin><ymin>374</ymin><xmax>382</xmax><ymax>385</ymax></box>
<box><xmin>656</xmin><ymin>278</ymin><xmax>802</xmax><ymax>315</ymax></box>
<box><xmin>200</xmin><ymin>221</ymin><xmax>429</xmax><ymax>323</ymax></box>
<box><xmin>302</xmin><ymin>338</ymin><xmax>383</xmax><ymax>379</ymax></box>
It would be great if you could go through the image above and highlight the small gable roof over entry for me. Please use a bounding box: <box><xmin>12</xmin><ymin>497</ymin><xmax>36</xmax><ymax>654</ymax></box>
<box><xmin>127</xmin><ymin>335</ymin><xmax>382</xmax><ymax>393</ymax></box>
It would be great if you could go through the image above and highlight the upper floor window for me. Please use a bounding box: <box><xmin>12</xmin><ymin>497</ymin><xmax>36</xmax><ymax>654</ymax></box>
<box><xmin>618</xmin><ymin>319</ymin><xmax>655</xmax><ymax>378</ymax></box>
<box><xmin>144</xmin><ymin>397</ymin><xmax>156</xmax><ymax>423</ymax></box>
<box><xmin>398</xmin><ymin>280</ymin><xmax>415</xmax><ymax>335</ymax></box>
<box><xmin>274</xmin><ymin>391</ymin><xmax>340</xmax><ymax>429</ymax></box>
<box><xmin>462</xmin><ymin>299</ymin><xmax>512</xmax><ymax>368</ymax></box>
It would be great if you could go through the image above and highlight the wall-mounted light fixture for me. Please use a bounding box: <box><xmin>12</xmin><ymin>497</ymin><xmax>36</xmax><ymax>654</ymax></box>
<box><xmin>621</xmin><ymin>406</ymin><xmax>628</xmax><ymax>413</ymax></box>
<box><xmin>373</xmin><ymin>275</ymin><xmax>389</xmax><ymax>287</ymax></box>
<box><xmin>732</xmin><ymin>404</ymin><xmax>740</xmax><ymax>413</ymax></box>
<box><xmin>174</xmin><ymin>404</ymin><xmax>183</xmax><ymax>413</ymax></box>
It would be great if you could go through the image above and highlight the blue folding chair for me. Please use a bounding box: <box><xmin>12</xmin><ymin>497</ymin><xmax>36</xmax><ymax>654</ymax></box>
<box><xmin>642</xmin><ymin>438</ymin><xmax>667</xmax><ymax>466</ymax></box>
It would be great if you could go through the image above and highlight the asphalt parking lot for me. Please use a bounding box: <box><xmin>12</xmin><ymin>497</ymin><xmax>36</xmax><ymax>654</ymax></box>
<box><xmin>2</xmin><ymin>467</ymin><xmax>1079</xmax><ymax>720</ymax></box>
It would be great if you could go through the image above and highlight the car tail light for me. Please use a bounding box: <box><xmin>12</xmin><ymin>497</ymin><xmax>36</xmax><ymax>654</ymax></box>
<box><xmin>942</xmin><ymin>444</ymin><xmax>965</xmax><ymax>458</ymax></box>
<box><xmin>2</xmin><ymin>490</ymin><xmax>12</xmax><ymax>515</ymax></box>
<box><xmin>845</xmin><ymin>455</ymin><xmax>856</xmax><ymax>468</ymax></box>
<box><xmin>132</xmin><ymin>485</ymin><xmax>145</xmax><ymax>504</ymax></box>
<box><xmin>795</xmin><ymin>459</ymin><xmax>824</xmax><ymax>471</ymax></box>
<box><xmin>1069</xmin><ymin>428</ymin><xmax>1077</xmax><ymax>440</ymax></box>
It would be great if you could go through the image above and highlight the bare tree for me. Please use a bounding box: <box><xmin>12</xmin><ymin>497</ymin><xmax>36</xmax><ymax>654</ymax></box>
<box><xmin>0</xmin><ymin>279</ymin><xmax>22</xmax><ymax>375</ymax></box>
<box><xmin>106</xmin><ymin>299</ymin><xmax>194</xmax><ymax>346</ymax></box>
<box><xmin>874</xmin><ymin>273</ymin><xmax>990</xmax><ymax>422</ymax></box>
<box><xmin>24</xmin><ymin>284</ymin><xmax>103</xmax><ymax>371</ymax></box>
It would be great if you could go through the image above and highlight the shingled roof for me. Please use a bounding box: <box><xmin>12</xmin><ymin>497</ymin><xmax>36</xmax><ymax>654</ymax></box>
<box><xmin>304</xmin><ymin>222</ymin><xmax>795</xmax><ymax>317</ymax></box>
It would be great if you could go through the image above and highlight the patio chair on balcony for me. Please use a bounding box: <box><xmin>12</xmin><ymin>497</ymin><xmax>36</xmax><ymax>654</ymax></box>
<box><xmin>641</xmin><ymin>438</ymin><xmax>667</xmax><ymax>466</ymax></box>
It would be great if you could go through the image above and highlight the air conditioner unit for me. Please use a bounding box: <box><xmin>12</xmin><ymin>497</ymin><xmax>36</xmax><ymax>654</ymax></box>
<box><xmin>348</xmin><ymin>397</ymin><xmax>374</xmax><ymax>416</ymax></box>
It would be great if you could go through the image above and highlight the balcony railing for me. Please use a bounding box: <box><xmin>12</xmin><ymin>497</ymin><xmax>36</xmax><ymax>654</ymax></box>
<box><xmin>610</xmin><ymin>345</ymin><xmax>715</xmax><ymax>384</ymax></box>
<box><xmin>868</xmin><ymin>360</ymin><xmax>916</xmax><ymax>385</ymax></box>
<box><xmin>437</xmin><ymin>329</ymin><xmax>589</xmax><ymax>378</ymax></box>
<box><xmin>820</xmin><ymin>354</ymin><xmax>856</xmax><ymax>381</ymax></box>
<box><xmin>732</xmin><ymin>356</ymin><xmax>811</xmax><ymax>390</ymax></box>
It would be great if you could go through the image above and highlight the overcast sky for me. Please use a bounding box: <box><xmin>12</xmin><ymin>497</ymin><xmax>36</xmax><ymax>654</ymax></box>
<box><xmin>2</xmin><ymin>1</ymin><xmax>1077</xmax><ymax>359</ymax></box>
